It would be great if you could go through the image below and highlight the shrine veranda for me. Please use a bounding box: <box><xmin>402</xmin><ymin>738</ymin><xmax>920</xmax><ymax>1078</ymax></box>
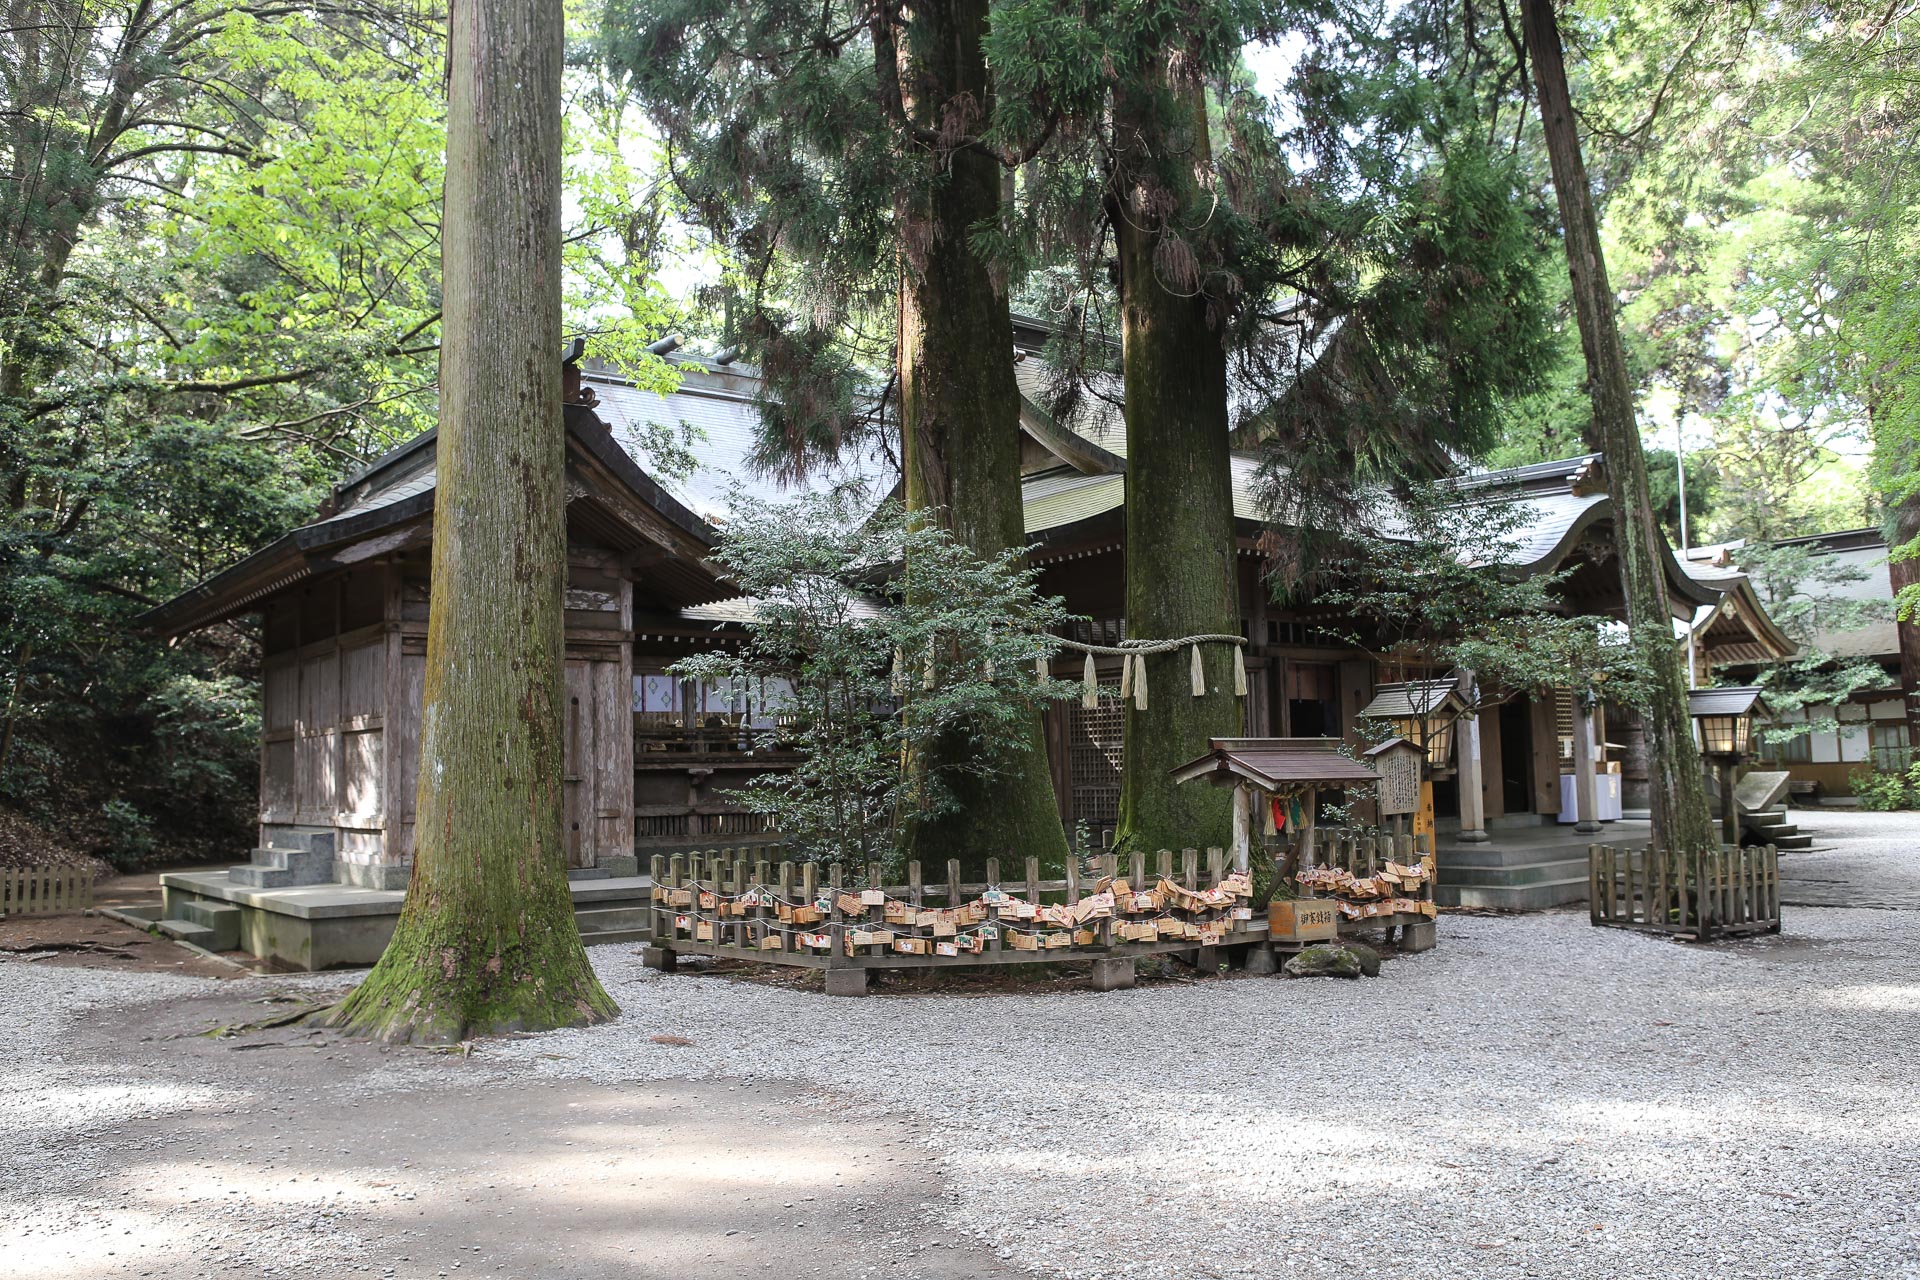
<box><xmin>644</xmin><ymin>829</ymin><xmax>1438</xmax><ymax>993</ymax></box>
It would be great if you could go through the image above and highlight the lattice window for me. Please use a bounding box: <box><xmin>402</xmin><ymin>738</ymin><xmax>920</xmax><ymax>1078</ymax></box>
<box><xmin>1068</xmin><ymin>697</ymin><xmax>1125</xmax><ymax>827</ymax></box>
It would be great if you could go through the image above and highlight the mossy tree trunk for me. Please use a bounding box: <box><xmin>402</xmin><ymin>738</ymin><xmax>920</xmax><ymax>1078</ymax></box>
<box><xmin>323</xmin><ymin>0</ymin><xmax>617</xmax><ymax>1042</ymax></box>
<box><xmin>894</xmin><ymin>0</ymin><xmax>1070</xmax><ymax>877</ymax></box>
<box><xmin>1523</xmin><ymin>0</ymin><xmax>1717</xmax><ymax>854</ymax></box>
<box><xmin>1110</xmin><ymin>66</ymin><xmax>1240</xmax><ymax>855</ymax></box>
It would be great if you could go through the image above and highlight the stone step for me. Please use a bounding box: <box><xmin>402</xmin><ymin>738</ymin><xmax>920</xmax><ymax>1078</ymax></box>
<box><xmin>180</xmin><ymin>901</ymin><xmax>242</xmax><ymax>951</ymax></box>
<box><xmin>576</xmin><ymin>905</ymin><xmax>653</xmax><ymax>934</ymax></box>
<box><xmin>265</xmin><ymin>829</ymin><xmax>337</xmax><ymax>856</ymax></box>
<box><xmin>230</xmin><ymin>843</ymin><xmax>334</xmax><ymax>888</ymax></box>
<box><xmin>1436</xmin><ymin>875</ymin><xmax>1590</xmax><ymax>911</ymax></box>
<box><xmin>1769</xmin><ymin>834</ymin><xmax>1814</xmax><ymax>850</ymax></box>
<box><xmin>567</xmin><ymin>867</ymin><xmax>611</xmax><ymax>882</ymax></box>
<box><xmin>155</xmin><ymin>917</ymin><xmax>219</xmax><ymax>948</ymax></box>
<box><xmin>1748</xmin><ymin>823</ymin><xmax>1799</xmax><ymax>840</ymax></box>
<box><xmin>1438</xmin><ymin>857</ymin><xmax>1591</xmax><ymax>889</ymax></box>
<box><xmin>579</xmin><ymin>928</ymin><xmax>653</xmax><ymax>946</ymax></box>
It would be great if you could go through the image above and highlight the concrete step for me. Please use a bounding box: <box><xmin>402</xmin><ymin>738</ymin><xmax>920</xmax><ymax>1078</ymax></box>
<box><xmin>1436</xmin><ymin>875</ymin><xmax>1590</xmax><ymax>911</ymax></box>
<box><xmin>569</xmin><ymin>876</ymin><xmax>654</xmax><ymax>905</ymax></box>
<box><xmin>576</xmin><ymin>906</ymin><xmax>653</xmax><ymax>934</ymax></box>
<box><xmin>155</xmin><ymin>917</ymin><xmax>219</xmax><ymax>948</ymax></box>
<box><xmin>230</xmin><ymin>843</ymin><xmax>334</xmax><ymax>887</ymax></box>
<box><xmin>580</xmin><ymin>928</ymin><xmax>653</xmax><ymax>946</ymax></box>
<box><xmin>180</xmin><ymin>901</ymin><xmax>242</xmax><ymax>951</ymax></box>
<box><xmin>1438</xmin><ymin>857</ymin><xmax>1591</xmax><ymax>888</ymax></box>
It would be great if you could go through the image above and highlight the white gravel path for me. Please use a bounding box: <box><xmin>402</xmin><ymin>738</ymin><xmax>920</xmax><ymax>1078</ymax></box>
<box><xmin>5</xmin><ymin>814</ymin><xmax>1917</xmax><ymax>1280</ymax></box>
<box><xmin>493</xmin><ymin>906</ymin><xmax>1920</xmax><ymax>1280</ymax></box>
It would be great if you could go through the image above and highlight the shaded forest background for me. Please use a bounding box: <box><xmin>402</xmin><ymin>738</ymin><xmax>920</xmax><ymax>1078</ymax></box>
<box><xmin>2</xmin><ymin>0</ymin><xmax>1912</xmax><ymax>867</ymax></box>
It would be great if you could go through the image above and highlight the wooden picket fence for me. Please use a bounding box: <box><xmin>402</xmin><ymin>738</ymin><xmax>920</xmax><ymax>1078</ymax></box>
<box><xmin>646</xmin><ymin>846</ymin><xmax>1265</xmax><ymax>988</ymax></box>
<box><xmin>1</xmin><ymin>867</ymin><xmax>95</xmax><ymax>917</ymax></box>
<box><xmin>1294</xmin><ymin>827</ymin><xmax>1438</xmax><ymax>941</ymax></box>
<box><xmin>1589</xmin><ymin>844</ymin><xmax>1780</xmax><ymax>941</ymax></box>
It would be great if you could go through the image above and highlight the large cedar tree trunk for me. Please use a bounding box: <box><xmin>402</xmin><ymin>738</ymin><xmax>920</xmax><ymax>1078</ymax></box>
<box><xmin>1110</xmin><ymin>67</ymin><xmax>1240</xmax><ymax>854</ymax></box>
<box><xmin>1522</xmin><ymin>0</ymin><xmax>1717</xmax><ymax>853</ymax></box>
<box><xmin>1888</xmin><ymin>493</ymin><xmax>1920</xmax><ymax>751</ymax></box>
<box><xmin>895</xmin><ymin>0</ymin><xmax>1070</xmax><ymax>875</ymax></box>
<box><xmin>324</xmin><ymin>0</ymin><xmax>617</xmax><ymax>1041</ymax></box>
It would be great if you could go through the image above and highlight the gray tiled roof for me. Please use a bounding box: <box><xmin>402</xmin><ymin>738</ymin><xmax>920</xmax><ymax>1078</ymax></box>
<box><xmin>585</xmin><ymin>363</ymin><xmax>896</xmax><ymax>523</ymax></box>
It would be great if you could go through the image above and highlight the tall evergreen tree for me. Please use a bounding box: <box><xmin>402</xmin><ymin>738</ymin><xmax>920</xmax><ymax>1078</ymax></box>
<box><xmin>994</xmin><ymin>2</ymin><xmax>1557</xmax><ymax>852</ymax></box>
<box><xmin>611</xmin><ymin>0</ymin><xmax>1071</xmax><ymax>874</ymax></box>
<box><xmin>326</xmin><ymin>0</ymin><xmax>617</xmax><ymax>1041</ymax></box>
<box><xmin>1520</xmin><ymin>0</ymin><xmax>1716</xmax><ymax>853</ymax></box>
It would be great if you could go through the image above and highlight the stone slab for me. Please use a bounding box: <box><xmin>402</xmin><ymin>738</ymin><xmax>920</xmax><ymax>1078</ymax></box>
<box><xmin>1089</xmin><ymin>957</ymin><xmax>1137</xmax><ymax>991</ymax></box>
<box><xmin>1735</xmin><ymin>770</ymin><xmax>1792</xmax><ymax>814</ymax></box>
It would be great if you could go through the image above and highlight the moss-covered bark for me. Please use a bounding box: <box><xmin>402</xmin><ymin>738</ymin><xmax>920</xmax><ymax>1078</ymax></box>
<box><xmin>322</xmin><ymin>0</ymin><xmax>616</xmax><ymax>1043</ymax></box>
<box><xmin>895</xmin><ymin>0</ymin><xmax>1069</xmax><ymax>877</ymax></box>
<box><xmin>1110</xmin><ymin>68</ymin><xmax>1240</xmax><ymax>855</ymax></box>
<box><xmin>1524</xmin><ymin>0</ymin><xmax>1717</xmax><ymax>855</ymax></box>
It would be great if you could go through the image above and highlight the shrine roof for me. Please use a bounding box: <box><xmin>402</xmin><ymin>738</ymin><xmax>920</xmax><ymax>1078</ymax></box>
<box><xmin>1170</xmin><ymin>737</ymin><xmax>1380</xmax><ymax>789</ymax></box>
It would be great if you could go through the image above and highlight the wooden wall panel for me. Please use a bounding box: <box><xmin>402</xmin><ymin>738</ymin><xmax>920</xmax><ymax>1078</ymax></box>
<box><xmin>1478</xmin><ymin>703</ymin><xmax>1506</xmax><ymax>820</ymax></box>
<box><xmin>294</xmin><ymin>734</ymin><xmax>338</xmax><ymax>824</ymax></box>
<box><xmin>342</xmin><ymin>728</ymin><xmax>384</xmax><ymax>823</ymax></box>
<box><xmin>340</xmin><ymin>641</ymin><xmax>385</xmax><ymax>722</ymax></box>
<box><xmin>1531</xmin><ymin>695</ymin><xmax>1561</xmax><ymax>815</ymax></box>
<box><xmin>264</xmin><ymin>662</ymin><xmax>298</xmax><ymax>733</ymax></box>
<box><xmin>562</xmin><ymin>659</ymin><xmax>593</xmax><ymax>867</ymax></box>
<box><xmin>591</xmin><ymin>658</ymin><xmax>631</xmax><ymax>859</ymax></box>
<box><xmin>261</xmin><ymin>739</ymin><xmax>296</xmax><ymax>821</ymax></box>
<box><xmin>392</xmin><ymin>652</ymin><xmax>426</xmax><ymax>855</ymax></box>
<box><xmin>299</xmin><ymin>653</ymin><xmax>338</xmax><ymax>734</ymax></box>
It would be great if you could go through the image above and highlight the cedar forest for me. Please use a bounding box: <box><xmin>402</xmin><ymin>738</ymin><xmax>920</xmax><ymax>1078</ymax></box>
<box><xmin>3</xmin><ymin>0</ymin><xmax>1914</xmax><ymax>875</ymax></box>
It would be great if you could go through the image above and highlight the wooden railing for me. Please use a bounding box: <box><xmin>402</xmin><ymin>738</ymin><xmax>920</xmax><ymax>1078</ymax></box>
<box><xmin>647</xmin><ymin>846</ymin><xmax>1261</xmax><ymax>974</ymax></box>
<box><xmin>1589</xmin><ymin>844</ymin><xmax>1781</xmax><ymax>941</ymax></box>
<box><xmin>1</xmin><ymin>868</ymin><xmax>95</xmax><ymax>917</ymax></box>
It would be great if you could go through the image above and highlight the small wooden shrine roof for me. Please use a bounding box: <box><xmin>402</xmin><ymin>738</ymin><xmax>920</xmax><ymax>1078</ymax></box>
<box><xmin>1170</xmin><ymin>738</ymin><xmax>1380</xmax><ymax>790</ymax></box>
<box><xmin>1687</xmin><ymin>685</ymin><xmax>1769</xmax><ymax>718</ymax></box>
<box><xmin>1358</xmin><ymin>679</ymin><xmax>1463</xmax><ymax>720</ymax></box>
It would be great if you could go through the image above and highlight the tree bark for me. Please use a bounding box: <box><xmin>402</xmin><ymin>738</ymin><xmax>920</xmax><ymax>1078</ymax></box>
<box><xmin>1888</xmin><ymin>496</ymin><xmax>1920</xmax><ymax>753</ymax></box>
<box><xmin>1110</xmin><ymin>66</ymin><xmax>1240</xmax><ymax>855</ymax></box>
<box><xmin>894</xmin><ymin>0</ymin><xmax>1070</xmax><ymax>876</ymax></box>
<box><xmin>324</xmin><ymin>0</ymin><xmax>616</xmax><ymax>1041</ymax></box>
<box><xmin>1522</xmin><ymin>0</ymin><xmax>1718</xmax><ymax>853</ymax></box>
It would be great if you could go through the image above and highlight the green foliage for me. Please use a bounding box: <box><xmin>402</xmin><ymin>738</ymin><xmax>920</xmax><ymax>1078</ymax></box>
<box><xmin>1848</xmin><ymin>768</ymin><xmax>1913</xmax><ymax>814</ymax></box>
<box><xmin>670</xmin><ymin>491</ymin><xmax>1076</xmax><ymax>866</ymax></box>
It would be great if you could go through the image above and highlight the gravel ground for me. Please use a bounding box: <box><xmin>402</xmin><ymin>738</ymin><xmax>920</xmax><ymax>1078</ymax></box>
<box><xmin>1779</xmin><ymin>806</ymin><xmax>1920</xmax><ymax>909</ymax></box>
<box><xmin>5</xmin><ymin>813</ymin><xmax>1918</xmax><ymax>1280</ymax></box>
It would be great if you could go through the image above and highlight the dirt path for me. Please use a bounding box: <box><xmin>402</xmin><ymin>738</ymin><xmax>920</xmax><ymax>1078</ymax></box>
<box><xmin>7</xmin><ymin>974</ymin><xmax>1030</xmax><ymax>1280</ymax></box>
